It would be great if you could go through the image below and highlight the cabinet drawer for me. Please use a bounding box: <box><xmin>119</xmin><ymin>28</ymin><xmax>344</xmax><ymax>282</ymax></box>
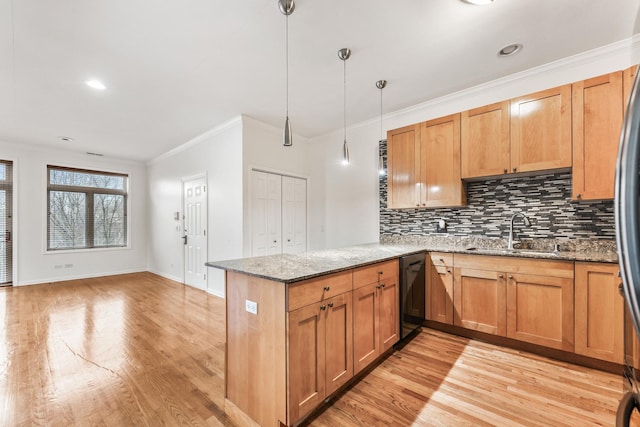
<box><xmin>429</xmin><ymin>252</ymin><xmax>453</xmax><ymax>267</ymax></box>
<box><xmin>353</xmin><ymin>260</ymin><xmax>399</xmax><ymax>289</ymax></box>
<box><xmin>288</xmin><ymin>271</ymin><xmax>353</xmax><ymax>311</ymax></box>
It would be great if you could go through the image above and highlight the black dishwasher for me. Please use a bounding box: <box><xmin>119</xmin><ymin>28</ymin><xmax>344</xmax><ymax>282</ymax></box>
<box><xmin>399</xmin><ymin>252</ymin><xmax>426</xmax><ymax>341</ymax></box>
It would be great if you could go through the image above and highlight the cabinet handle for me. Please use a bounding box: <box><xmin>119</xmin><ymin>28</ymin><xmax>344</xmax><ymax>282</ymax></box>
<box><xmin>503</xmin><ymin>168</ymin><xmax>508</xmax><ymax>174</ymax></box>
<box><xmin>320</xmin><ymin>305</ymin><xmax>327</xmax><ymax>311</ymax></box>
<box><xmin>439</xmin><ymin>258</ymin><xmax>445</xmax><ymax>263</ymax></box>
<box><xmin>328</xmin><ymin>302</ymin><xmax>334</xmax><ymax>308</ymax></box>
<box><xmin>416</xmin><ymin>204</ymin><xmax>420</xmax><ymax>207</ymax></box>
<box><xmin>576</xmin><ymin>193</ymin><xmax>582</xmax><ymax>200</ymax></box>
<box><xmin>377</xmin><ymin>283</ymin><xmax>386</xmax><ymax>289</ymax></box>
<box><xmin>498</xmin><ymin>274</ymin><xmax>504</xmax><ymax>278</ymax></box>
<box><xmin>422</xmin><ymin>203</ymin><xmax>426</xmax><ymax>206</ymax></box>
<box><xmin>508</xmin><ymin>275</ymin><xmax>513</xmax><ymax>279</ymax></box>
<box><xmin>447</xmin><ymin>269</ymin><xmax>451</xmax><ymax>273</ymax></box>
<box><xmin>378</xmin><ymin>271</ymin><xmax>383</xmax><ymax>275</ymax></box>
<box><xmin>323</xmin><ymin>286</ymin><xmax>330</xmax><ymax>292</ymax></box>
<box><xmin>512</xmin><ymin>167</ymin><xmax>517</xmax><ymax>173</ymax></box>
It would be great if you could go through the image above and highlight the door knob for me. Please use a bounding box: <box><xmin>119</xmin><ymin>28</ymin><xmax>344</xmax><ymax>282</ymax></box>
<box><xmin>182</xmin><ymin>235</ymin><xmax>188</xmax><ymax>245</ymax></box>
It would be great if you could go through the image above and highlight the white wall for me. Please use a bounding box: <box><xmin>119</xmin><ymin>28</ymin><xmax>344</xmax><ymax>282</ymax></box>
<box><xmin>0</xmin><ymin>140</ymin><xmax>148</xmax><ymax>286</ymax></box>
<box><xmin>241</xmin><ymin>116</ymin><xmax>311</xmax><ymax>256</ymax></box>
<box><xmin>146</xmin><ymin>117</ymin><xmax>244</xmax><ymax>297</ymax></box>
<box><xmin>309</xmin><ymin>37</ymin><xmax>640</xmax><ymax>250</ymax></box>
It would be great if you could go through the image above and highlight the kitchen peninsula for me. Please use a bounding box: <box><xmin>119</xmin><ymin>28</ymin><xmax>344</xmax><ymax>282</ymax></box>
<box><xmin>207</xmin><ymin>238</ymin><xmax>618</xmax><ymax>427</ymax></box>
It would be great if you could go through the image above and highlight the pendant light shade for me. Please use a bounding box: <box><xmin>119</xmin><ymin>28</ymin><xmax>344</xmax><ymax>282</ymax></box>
<box><xmin>279</xmin><ymin>0</ymin><xmax>295</xmax><ymax>147</ymax></box>
<box><xmin>338</xmin><ymin>48</ymin><xmax>351</xmax><ymax>165</ymax></box>
<box><xmin>377</xmin><ymin>79</ymin><xmax>387</xmax><ymax>175</ymax></box>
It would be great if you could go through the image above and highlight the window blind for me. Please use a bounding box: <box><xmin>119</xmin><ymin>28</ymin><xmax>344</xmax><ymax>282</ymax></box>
<box><xmin>0</xmin><ymin>160</ymin><xmax>12</xmax><ymax>285</ymax></box>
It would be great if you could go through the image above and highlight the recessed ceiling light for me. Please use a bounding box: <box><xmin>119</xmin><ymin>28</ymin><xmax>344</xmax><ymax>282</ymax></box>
<box><xmin>498</xmin><ymin>43</ymin><xmax>523</xmax><ymax>57</ymax></box>
<box><xmin>461</xmin><ymin>0</ymin><xmax>495</xmax><ymax>5</ymax></box>
<box><xmin>85</xmin><ymin>80</ymin><xmax>106</xmax><ymax>90</ymax></box>
<box><xmin>58</xmin><ymin>136</ymin><xmax>74</xmax><ymax>142</ymax></box>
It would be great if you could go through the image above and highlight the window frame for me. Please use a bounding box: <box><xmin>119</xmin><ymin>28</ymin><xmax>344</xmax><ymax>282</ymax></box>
<box><xmin>46</xmin><ymin>165</ymin><xmax>129</xmax><ymax>251</ymax></box>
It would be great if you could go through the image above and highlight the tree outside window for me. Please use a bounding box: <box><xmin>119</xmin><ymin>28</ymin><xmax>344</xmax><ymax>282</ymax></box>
<box><xmin>47</xmin><ymin>166</ymin><xmax>128</xmax><ymax>250</ymax></box>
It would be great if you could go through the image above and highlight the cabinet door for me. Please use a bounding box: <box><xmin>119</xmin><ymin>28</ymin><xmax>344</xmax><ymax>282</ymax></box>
<box><xmin>453</xmin><ymin>268</ymin><xmax>506</xmax><ymax>335</ymax></box>
<box><xmin>572</xmin><ymin>72</ymin><xmax>623</xmax><ymax>201</ymax></box>
<box><xmin>379</xmin><ymin>280</ymin><xmax>400</xmax><ymax>352</ymax></box>
<box><xmin>510</xmin><ymin>85</ymin><xmax>572</xmax><ymax>173</ymax></box>
<box><xmin>387</xmin><ymin>124</ymin><xmax>421</xmax><ymax>208</ymax></box>
<box><xmin>421</xmin><ymin>114</ymin><xmax>466</xmax><ymax>207</ymax></box>
<box><xmin>575</xmin><ymin>262</ymin><xmax>623</xmax><ymax>363</ymax></box>
<box><xmin>624</xmin><ymin>65</ymin><xmax>638</xmax><ymax>113</ymax></box>
<box><xmin>427</xmin><ymin>264</ymin><xmax>453</xmax><ymax>324</ymax></box>
<box><xmin>282</xmin><ymin>176</ymin><xmax>307</xmax><ymax>254</ymax></box>
<box><xmin>324</xmin><ymin>292</ymin><xmax>353</xmax><ymax>396</ymax></box>
<box><xmin>461</xmin><ymin>101</ymin><xmax>511</xmax><ymax>179</ymax></box>
<box><xmin>288</xmin><ymin>302</ymin><xmax>326</xmax><ymax>423</ymax></box>
<box><xmin>506</xmin><ymin>273</ymin><xmax>574</xmax><ymax>351</ymax></box>
<box><xmin>353</xmin><ymin>282</ymin><xmax>379</xmax><ymax>374</ymax></box>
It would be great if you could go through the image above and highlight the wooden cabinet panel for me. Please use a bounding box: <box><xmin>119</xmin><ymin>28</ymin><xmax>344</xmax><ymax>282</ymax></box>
<box><xmin>353</xmin><ymin>282</ymin><xmax>379</xmax><ymax>374</ymax></box>
<box><xmin>387</xmin><ymin>124</ymin><xmax>421</xmax><ymax>208</ymax></box>
<box><xmin>453</xmin><ymin>267</ymin><xmax>506</xmax><ymax>335</ymax></box>
<box><xmin>461</xmin><ymin>101</ymin><xmax>511</xmax><ymax>179</ymax></box>
<box><xmin>506</xmin><ymin>273</ymin><xmax>574</xmax><ymax>351</ymax></box>
<box><xmin>572</xmin><ymin>72</ymin><xmax>623</xmax><ymax>201</ymax></box>
<box><xmin>510</xmin><ymin>85</ymin><xmax>572</xmax><ymax>173</ymax></box>
<box><xmin>427</xmin><ymin>264</ymin><xmax>453</xmax><ymax>324</ymax></box>
<box><xmin>575</xmin><ymin>262</ymin><xmax>623</xmax><ymax>363</ymax></box>
<box><xmin>421</xmin><ymin>114</ymin><xmax>466</xmax><ymax>207</ymax></box>
<box><xmin>624</xmin><ymin>65</ymin><xmax>638</xmax><ymax>113</ymax></box>
<box><xmin>325</xmin><ymin>292</ymin><xmax>353</xmax><ymax>395</ymax></box>
<box><xmin>379</xmin><ymin>280</ymin><xmax>400</xmax><ymax>352</ymax></box>
<box><xmin>288</xmin><ymin>302</ymin><xmax>326</xmax><ymax>423</ymax></box>
<box><xmin>353</xmin><ymin>259</ymin><xmax>398</xmax><ymax>290</ymax></box>
<box><xmin>288</xmin><ymin>270</ymin><xmax>352</xmax><ymax>311</ymax></box>
<box><xmin>428</xmin><ymin>252</ymin><xmax>454</xmax><ymax>267</ymax></box>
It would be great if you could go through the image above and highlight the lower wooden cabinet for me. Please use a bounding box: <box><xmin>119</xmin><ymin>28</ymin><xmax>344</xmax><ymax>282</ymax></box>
<box><xmin>453</xmin><ymin>267</ymin><xmax>506</xmax><ymax>335</ymax></box>
<box><xmin>289</xmin><ymin>292</ymin><xmax>353</xmax><ymax>422</ymax></box>
<box><xmin>427</xmin><ymin>253</ymin><xmax>454</xmax><ymax>325</ymax></box>
<box><xmin>575</xmin><ymin>262</ymin><xmax>624</xmax><ymax>363</ymax></box>
<box><xmin>506</xmin><ymin>272</ymin><xmax>574</xmax><ymax>351</ymax></box>
<box><xmin>353</xmin><ymin>260</ymin><xmax>399</xmax><ymax>374</ymax></box>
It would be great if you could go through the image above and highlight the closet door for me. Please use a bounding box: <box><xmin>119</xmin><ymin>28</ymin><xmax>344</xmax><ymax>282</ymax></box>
<box><xmin>282</xmin><ymin>176</ymin><xmax>307</xmax><ymax>254</ymax></box>
<box><xmin>251</xmin><ymin>171</ymin><xmax>282</xmax><ymax>256</ymax></box>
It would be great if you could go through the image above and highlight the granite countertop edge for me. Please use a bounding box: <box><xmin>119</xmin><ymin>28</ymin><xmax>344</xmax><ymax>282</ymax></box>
<box><xmin>205</xmin><ymin>241</ymin><xmax>618</xmax><ymax>284</ymax></box>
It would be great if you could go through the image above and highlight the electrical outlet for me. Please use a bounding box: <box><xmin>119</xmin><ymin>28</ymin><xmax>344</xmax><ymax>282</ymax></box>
<box><xmin>436</xmin><ymin>218</ymin><xmax>447</xmax><ymax>233</ymax></box>
<box><xmin>245</xmin><ymin>300</ymin><xmax>258</xmax><ymax>315</ymax></box>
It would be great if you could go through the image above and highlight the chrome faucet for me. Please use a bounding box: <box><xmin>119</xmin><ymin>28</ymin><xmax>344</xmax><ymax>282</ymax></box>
<box><xmin>507</xmin><ymin>212</ymin><xmax>531</xmax><ymax>250</ymax></box>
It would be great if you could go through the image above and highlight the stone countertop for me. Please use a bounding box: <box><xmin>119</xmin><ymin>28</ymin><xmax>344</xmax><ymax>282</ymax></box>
<box><xmin>206</xmin><ymin>238</ymin><xmax>618</xmax><ymax>284</ymax></box>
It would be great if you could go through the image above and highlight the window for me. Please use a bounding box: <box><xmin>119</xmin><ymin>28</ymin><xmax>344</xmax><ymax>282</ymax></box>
<box><xmin>47</xmin><ymin>166</ymin><xmax>128</xmax><ymax>251</ymax></box>
<box><xmin>0</xmin><ymin>160</ymin><xmax>12</xmax><ymax>284</ymax></box>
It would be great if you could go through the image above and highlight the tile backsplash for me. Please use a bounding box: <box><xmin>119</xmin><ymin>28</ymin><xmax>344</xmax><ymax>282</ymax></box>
<box><xmin>379</xmin><ymin>140</ymin><xmax>615</xmax><ymax>240</ymax></box>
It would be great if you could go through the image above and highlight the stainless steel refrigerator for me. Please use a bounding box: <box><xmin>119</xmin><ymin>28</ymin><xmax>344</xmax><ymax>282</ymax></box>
<box><xmin>616</xmin><ymin>63</ymin><xmax>640</xmax><ymax>426</ymax></box>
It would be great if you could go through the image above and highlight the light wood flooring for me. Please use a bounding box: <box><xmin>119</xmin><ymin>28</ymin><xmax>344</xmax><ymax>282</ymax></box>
<box><xmin>0</xmin><ymin>272</ymin><xmax>634</xmax><ymax>426</ymax></box>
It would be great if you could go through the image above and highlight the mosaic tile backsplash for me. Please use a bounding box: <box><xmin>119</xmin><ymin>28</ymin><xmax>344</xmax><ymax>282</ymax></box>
<box><xmin>379</xmin><ymin>140</ymin><xmax>616</xmax><ymax>240</ymax></box>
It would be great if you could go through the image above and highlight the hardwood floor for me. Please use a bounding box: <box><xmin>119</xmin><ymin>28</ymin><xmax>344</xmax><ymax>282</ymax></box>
<box><xmin>305</xmin><ymin>329</ymin><xmax>627</xmax><ymax>427</ymax></box>
<box><xmin>0</xmin><ymin>272</ymin><xmax>229</xmax><ymax>426</ymax></box>
<box><xmin>0</xmin><ymin>272</ymin><xmax>632</xmax><ymax>426</ymax></box>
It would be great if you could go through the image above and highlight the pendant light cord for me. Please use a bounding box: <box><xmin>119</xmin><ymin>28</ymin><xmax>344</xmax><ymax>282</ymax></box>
<box><xmin>285</xmin><ymin>10</ymin><xmax>289</xmax><ymax>118</ymax></box>
<box><xmin>380</xmin><ymin>86</ymin><xmax>383</xmax><ymax>141</ymax></box>
<box><xmin>343</xmin><ymin>58</ymin><xmax>347</xmax><ymax>141</ymax></box>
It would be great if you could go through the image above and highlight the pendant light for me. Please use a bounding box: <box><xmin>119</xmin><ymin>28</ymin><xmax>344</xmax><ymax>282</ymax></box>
<box><xmin>279</xmin><ymin>0</ymin><xmax>295</xmax><ymax>146</ymax></box>
<box><xmin>338</xmin><ymin>48</ymin><xmax>351</xmax><ymax>165</ymax></box>
<box><xmin>376</xmin><ymin>79</ymin><xmax>387</xmax><ymax>175</ymax></box>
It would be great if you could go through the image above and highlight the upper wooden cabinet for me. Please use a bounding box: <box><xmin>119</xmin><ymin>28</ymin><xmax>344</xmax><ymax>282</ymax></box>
<box><xmin>624</xmin><ymin>65</ymin><xmax>638</xmax><ymax>113</ymax></box>
<box><xmin>572</xmin><ymin>72</ymin><xmax>624</xmax><ymax>201</ymax></box>
<box><xmin>387</xmin><ymin>124</ymin><xmax>420</xmax><ymax>208</ymax></box>
<box><xmin>510</xmin><ymin>85</ymin><xmax>572</xmax><ymax>173</ymax></box>
<box><xmin>387</xmin><ymin>115</ymin><xmax>465</xmax><ymax>209</ymax></box>
<box><xmin>421</xmin><ymin>114</ymin><xmax>466</xmax><ymax>207</ymax></box>
<box><xmin>461</xmin><ymin>101</ymin><xmax>511</xmax><ymax>179</ymax></box>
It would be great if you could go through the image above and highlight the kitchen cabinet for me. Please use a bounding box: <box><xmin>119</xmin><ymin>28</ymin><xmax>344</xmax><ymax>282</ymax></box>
<box><xmin>426</xmin><ymin>253</ymin><xmax>454</xmax><ymax>325</ymax></box>
<box><xmin>453</xmin><ymin>265</ymin><xmax>507</xmax><ymax>336</ymax></box>
<box><xmin>421</xmin><ymin>114</ymin><xmax>466</xmax><ymax>207</ymax></box>
<box><xmin>510</xmin><ymin>85</ymin><xmax>572</xmax><ymax>173</ymax></box>
<box><xmin>575</xmin><ymin>262</ymin><xmax>624</xmax><ymax>363</ymax></box>
<box><xmin>506</xmin><ymin>272</ymin><xmax>574</xmax><ymax>351</ymax></box>
<box><xmin>624</xmin><ymin>65</ymin><xmax>638</xmax><ymax>113</ymax></box>
<box><xmin>353</xmin><ymin>260</ymin><xmax>399</xmax><ymax>374</ymax></box>
<box><xmin>453</xmin><ymin>255</ymin><xmax>574</xmax><ymax>350</ymax></box>
<box><xmin>460</xmin><ymin>101</ymin><xmax>511</xmax><ymax>179</ymax></box>
<box><xmin>572</xmin><ymin>72</ymin><xmax>624</xmax><ymax>201</ymax></box>
<box><xmin>387</xmin><ymin>116</ymin><xmax>465</xmax><ymax>209</ymax></box>
<box><xmin>387</xmin><ymin>124</ymin><xmax>420</xmax><ymax>208</ymax></box>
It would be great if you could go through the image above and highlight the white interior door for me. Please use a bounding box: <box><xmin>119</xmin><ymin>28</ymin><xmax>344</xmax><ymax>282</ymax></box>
<box><xmin>282</xmin><ymin>176</ymin><xmax>307</xmax><ymax>254</ymax></box>
<box><xmin>251</xmin><ymin>170</ymin><xmax>284</xmax><ymax>256</ymax></box>
<box><xmin>183</xmin><ymin>177</ymin><xmax>207</xmax><ymax>290</ymax></box>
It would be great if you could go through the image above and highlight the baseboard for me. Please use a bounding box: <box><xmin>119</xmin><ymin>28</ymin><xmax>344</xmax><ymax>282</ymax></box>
<box><xmin>147</xmin><ymin>269</ymin><xmax>184</xmax><ymax>284</ymax></box>
<box><xmin>207</xmin><ymin>288</ymin><xmax>225</xmax><ymax>298</ymax></box>
<box><xmin>17</xmin><ymin>268</ymin><xmax>148</xmax><ymax>286</ymax></box>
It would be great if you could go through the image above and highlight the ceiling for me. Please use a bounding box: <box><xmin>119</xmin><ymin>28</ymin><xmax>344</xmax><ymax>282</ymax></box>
<box><xmin>1</xmin><ymin>0</ymin><xmax>639</xmax><ymax>162</ymax></box>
